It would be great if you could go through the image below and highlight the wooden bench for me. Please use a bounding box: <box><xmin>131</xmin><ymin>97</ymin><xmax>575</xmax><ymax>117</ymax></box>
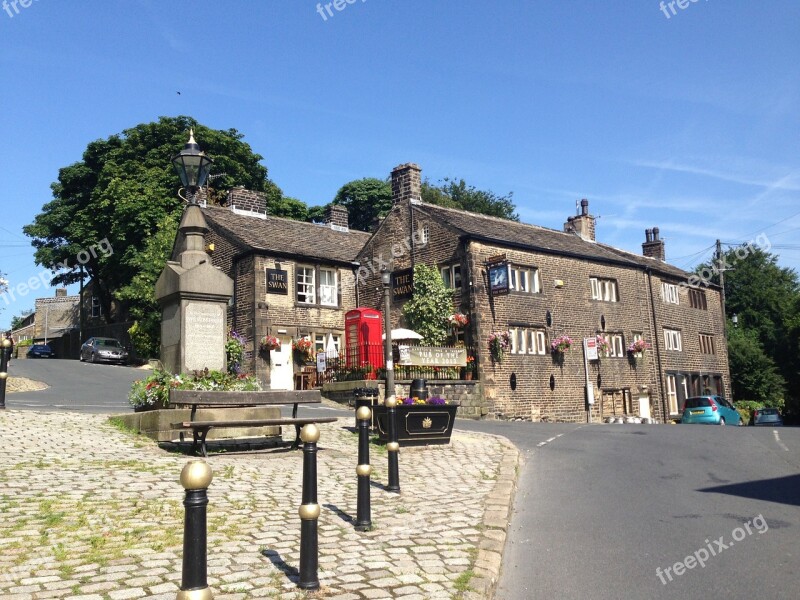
<box><xmin>169</xmin><ymin>389</ymin><xmax>338</xmax><ymax>457</ymax></box>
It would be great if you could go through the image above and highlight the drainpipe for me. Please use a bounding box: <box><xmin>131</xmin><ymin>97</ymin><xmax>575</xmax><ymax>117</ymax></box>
<box><xmin>646</xmin><ymin>268</ymin><xmax>667</xmax><ymax>421</ymax></box>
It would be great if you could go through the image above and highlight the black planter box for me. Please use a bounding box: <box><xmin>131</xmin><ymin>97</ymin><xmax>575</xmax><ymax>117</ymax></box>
<box><xmin>374</xmin><ymin>404</ymin><xmax>459</xmax><ymax>446</ymax></box>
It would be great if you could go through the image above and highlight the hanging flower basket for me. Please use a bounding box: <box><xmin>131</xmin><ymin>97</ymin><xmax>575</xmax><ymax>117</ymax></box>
<box><xmin>595</xmin><ymin>335</ymin><xmax>610</xmax><ymax>358</ymax></box>
<box><xmin>259</xmin><ymin>335</ymin><xmax>281</xmax><ymax>353</ymax></box>
<box><xmin>488</xmin><ymin>331</ymin><xmax>511</xmax><ymax>363</ymax></box>
<box><xmin>628</xmin><ymin>339</ymin><xmax>650</xmax><ymax>355</ymax></box>
<box><xmin>292</xmin><ymin>338</ymin><xmax>314</xmax><ymax>363</ymax></box>
<box><xmin>550</xmin><ymin>335</ymin><xmax>573</xmax><ymax>354</ymax></box>
<box><xmin>448</xmin><ymin>313</ymin><xmax>470</xmax><ymax>328</ymax></box>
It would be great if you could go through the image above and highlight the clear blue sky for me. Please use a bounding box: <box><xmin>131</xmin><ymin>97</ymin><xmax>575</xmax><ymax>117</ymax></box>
<box><xmin>1</xmin><ymin>0</ymin><xmax>798</xmax><ymax>329</ymax></box>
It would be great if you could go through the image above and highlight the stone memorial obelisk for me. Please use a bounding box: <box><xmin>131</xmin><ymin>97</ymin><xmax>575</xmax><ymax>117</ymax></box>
<box><xmin>155</xmin><ymin>204</ymin><xmax>233</xmax><ymax>374</ymax></box>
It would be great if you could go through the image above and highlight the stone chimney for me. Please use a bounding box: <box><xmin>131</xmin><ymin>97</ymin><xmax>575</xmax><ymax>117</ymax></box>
<box><xmin>325</xmin><ymin>204</ymin><xmax>350</xmax><ymax>230</ymax></box>
<box><xmin>391</xmin><ymin>163</ymin><xmax>422</xmax><ymax>205</ymax></box>
<box><xmin>55</xmin><ymin>288</ymin><xmax>67</xmax><ymax>298</ymax></box>
<box><xmin>563</xmin><ymin>199</ymin><xmax>596</xmax><ymax>241</ymax></box>
<box><xmin>642</xmin><ymin>227</ymin><xmax>665</xmax><ymax>261</ymax></box>
<box><xmin>227</xmin><ymin>187</ymin><xmax>267</xmax><ymax>215</ymax></box>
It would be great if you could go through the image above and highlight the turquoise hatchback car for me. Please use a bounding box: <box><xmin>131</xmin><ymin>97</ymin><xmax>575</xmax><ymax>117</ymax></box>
<box><xmin>681</xmin><ymin>396</ymin><xmax>743</xmax><ymax>426</ymax></box>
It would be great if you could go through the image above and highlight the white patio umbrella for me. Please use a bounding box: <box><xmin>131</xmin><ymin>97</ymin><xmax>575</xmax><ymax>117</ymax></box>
<box><xmin>382</xmin><ymin>328</ymin><xmax>423</xmax><ymax>341</ymax></box>
<box><xmin>325</xmin><ymin>333</ymin><xmax>339</xmax><ymax>358</ymax></box>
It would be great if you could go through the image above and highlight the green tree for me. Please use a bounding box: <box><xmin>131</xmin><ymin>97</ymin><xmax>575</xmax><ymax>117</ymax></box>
<box><xmin>401</xmin><ymin>264</ymin><xmax>453</xmax><ymax>345</ymax></box>
<box><xmin>268</xmin><ymin>196</ymin><xmax>309</xmax><ymax>221</ymax></box>
<box><xmin>727</xmin><ymin>325</ymin><xmax>786</xmax><ymax>406</ymax></box>
<box><xmin>422</xmin><ymin>178</ymin><xmax>519</xmax><ymax>221</ymax></box>
<box><xmin>331</xmin><ymin>178</ymin><xmax>393</xmax><ymax>231</ymax></box>
<box><xmin>9</xmin><ymin>312</ymin><xmax>30</xmax><ymax>331</ymax></box>
<box><xmin>24</xmin><ymin>116</ymin><xmax>278</xmax><ymax>355</ymax></box>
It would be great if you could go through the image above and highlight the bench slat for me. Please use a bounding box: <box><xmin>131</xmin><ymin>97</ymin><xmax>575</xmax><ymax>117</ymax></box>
<box><xmin>172</xmin><ymin>417</ymin><xmax>337</xmax><ymax>429</ymax></box>
<box><xmin>169</xmin><ymin>389</ymin><xmax>321</xmax><ymax>406</ymax></box>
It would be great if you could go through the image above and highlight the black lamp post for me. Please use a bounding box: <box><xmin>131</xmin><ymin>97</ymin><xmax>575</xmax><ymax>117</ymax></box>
<box><xmin>381</xmin><ymin>268</ymin><xmax>400</xmax><ymax>492</ymax></box>
<box><xmin>171</xmin><ymin>129</ymin><xmax>213</xmax><ymax>203</ymax></box>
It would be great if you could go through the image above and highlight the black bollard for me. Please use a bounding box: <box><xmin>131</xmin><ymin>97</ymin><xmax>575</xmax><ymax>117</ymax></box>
<box><xmin>355</xmin><ymin>406</ymin><xmax>372</xmax><ymax>531</ymax></box>
<box><xmin>177</xmin><ymin>460</ymin><xmax>213</xmax><ymax>600</ymax></box>
<box><xmin>353</xmin><ymin>387</ymin><xmax>368</xmax><ymax>429</ymax></box>
<box><xmin>0</xmin><ymin>338</ymin><xmax>10</xmax><ymax>410</ymax></box>
<box><xmin>385</xmin><ymin>395</ymin><xmax>400</xmax><ymax>493</ymax></box>
<box><xmin>298</xmin><ymin>424</ymin><xmax>320</xmax><ymax>590</ymax></box>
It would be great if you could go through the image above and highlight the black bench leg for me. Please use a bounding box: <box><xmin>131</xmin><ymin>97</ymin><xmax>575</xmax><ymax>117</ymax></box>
<box><xmin>192</xmin><ymin>428</ymin><xmax>210</xmax><ymax>458</ymax></box>
<box><xmin>292</xmin><ymin>424</ymin><xmax>302</xmax><ymax>450</ymax></box>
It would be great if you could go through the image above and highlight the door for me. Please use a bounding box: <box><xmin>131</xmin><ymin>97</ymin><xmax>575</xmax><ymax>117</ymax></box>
<box><xmin>638</xmin><ymin>395</ymin><xmax>651</xmax><ymax>419</ymax></box>
<box><xmin>269</xmin><ymin>336</ymin><xmax>293</xmax><ymax>391</ymax></box>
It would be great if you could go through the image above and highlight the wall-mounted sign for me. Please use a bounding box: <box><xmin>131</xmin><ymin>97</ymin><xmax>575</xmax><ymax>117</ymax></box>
<box><xmin>404</xmin><ymin>346</ymin><xmax>467</xmax><ymax>367</ymax></box>
<box><xmin>488</xmin><ymin>262</ymin><xmax>509</xmax><ymax>296</ymax></box>
<box><xmin>485</xmin><ymin>254</ymin><xmax>507</xmax><ymax>265</ymax></box>
<box><xmin>392</xmin><ymin>268</ymin><xmax>414</xmax><ymax>300</ymax></box>
<box><xmin>266</xmin><ymin>269</ymin><xmax>289</xmax><ymax>295</ymax></box>
<box><xmin>316</xmin><ymin>352</ymin><xmax>327</xmax><ymax>373</ymax></box>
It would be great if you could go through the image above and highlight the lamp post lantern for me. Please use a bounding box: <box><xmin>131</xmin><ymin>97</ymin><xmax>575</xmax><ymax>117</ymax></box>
<box><xmin>732</xmin><ymin>313</ymin><xmax>738</xmax><ymax>328</ymax></box>
<box><xmin>381</xmin><ymin>268</ymin><xmax>400</xmax><ymax>492</ymax></box>
<box><xmin>171</xmin><ymin>129</ymin><xmax>213</xmax><ymax>203</ymax></box>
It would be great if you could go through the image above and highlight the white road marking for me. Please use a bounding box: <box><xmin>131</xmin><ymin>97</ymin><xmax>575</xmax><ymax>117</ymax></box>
<box><xmin>773</xmin><ymin>430</ymin><xmax>790</xmax><ymax>452</ymax></box>
<box><xmin>546</xmin><ymin>437</ymin><xmax>557</xmax><ymax>443</ymax></box>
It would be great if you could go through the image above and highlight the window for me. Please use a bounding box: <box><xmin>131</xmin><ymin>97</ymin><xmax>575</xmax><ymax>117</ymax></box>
<box><xmin>319</xmin><ymin>268</ymin><xmax>338</xmax><ymax>306</ymax></box>
<box><xmin>314</xmin><ymin>334</ymin><xmax>326</xmax><ymax>355</ymax></box>
<box><xmin>441</xmin><ymin>264</ymin><xmax>462</xmax><ymax>289</ymax></box>
<box><xmin>664</xmin><ymin>328</ymin><xmax>682</xmax><ymax>351</ymax></box>
<box><xmin>699</xmin><ymin>334</ymin><xmax>715</xmax><ymax>355</ymax></box>
<box><xmin>509</xmin><ymin>266</ymin><xmax>541</xmax><ymax>293</ymax></box>
<box><xmin>296</xmin><ymin>266</ymin><xmax>316</xmax><ymax>304</ymax></box>
<box><xmin>599</xmin><ymin>333</ymin><xmax>624</xmax><ymax>357</ymax></box>
<box><xmin>510</xmin><ymin>327</ymin><xmax>546</xmax><ymax>355</ymax></box>
<box><xmin>689</xmin><ymin>288</ymin><xmax>707</xmax><ymax>310</ymax></box>
<box><xmin>91</xmin><ymin>296</ymin><xmax>102</xmax><ymax>318</ymax></box>
<box><xmin>661</xmin><ymin>282</ymin><xmax>679</xmax><ymax>305</ymax></box>
<box><xmin>415</xmin><ymin>225</ymin><xmax>429</xmax><ymax>247</ymax></box>
<box><xmin>590</xmin><ymin>277</ymin><xmax>618</xmax><ymax>302</ymax></box>
<box><xmin>666</xmin><ymin>375</ymin><xmax>679</xmax><ymax>414</ymax></box>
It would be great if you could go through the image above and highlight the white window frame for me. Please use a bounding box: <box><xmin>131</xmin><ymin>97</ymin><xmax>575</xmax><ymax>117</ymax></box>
<box><xmin>666</xmin><ymin>375</ymin><xmax>678</xmax><ymax>414</ymax></box>
<box><xmin>661</xmin><ymin>282</ymin><xmax>680</xmax><ymax>305</ymax></box>
<box><xmin>664</xmin><ymin>328</ymin><xmax>682</xmax><ymax>351</ymax></box>
<box><xmin>415</xmin><ymin>225</ymin><xmax>429</xmax><ymax>247</ymax></box>
<box><xmin>610</xmin><ymin>334</ymin><xmax>624</xmax><ymax>357</ymax></box>
<box><xmin>441</xmin><ymin>264</ymin><xmax>462</xmax><ymax>289</ymax></box>
<box><xmin>319</xmin><ymin>268</ymin><xmax>338</xmax><ymax>307</ymax></box>
<box><xmin>509</xmin><ymin>328</ymin><xmax>519</xmax><ymax>354</ymax></box>
<box><xmin>91</xmin><ymin>296</ymin><xmax>102</xmax><ymax>318</ymax></box>
<box><xmin>509</xmin><ymin>266</ymin><xmax>541</xmax><ymax>294</ymax></box>
<box><xmin>314</xmin><ymin>334</ymin><xmax>326</xmax><ymax>355</ymax></box>
<box><xmin>527</xmin><ymin>329</ymin><xmax>546</xmax><ymax>355</ymax></box>
<box><xmin>296</xmin><ymin>265</ymin><xmax>316</xmax><ymax>304</ymax></box>
<box><xmin>590</xmin><ymin>277</ymin><xmax>618</xmax><ymax>302</ymax></box>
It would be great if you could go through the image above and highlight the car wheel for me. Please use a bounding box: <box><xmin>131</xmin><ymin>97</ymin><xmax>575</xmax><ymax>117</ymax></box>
<box><xmin>90</xmin><ymin>352</ymin><xmax>96</xmax><ymax>363</ymax></box>
<box><xmin>79</xmin><ymin>353</ymin><xmax>85</xmax><ymax>362</ymax></box>
<box><xmin>719</xmin><ymin>417</ymin><xmax>726</xmax><ymax>426</ymax></box>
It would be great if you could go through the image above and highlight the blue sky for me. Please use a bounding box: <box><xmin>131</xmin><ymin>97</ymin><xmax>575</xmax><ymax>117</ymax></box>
<box><xmin>1</xmin><ymin>0</ymin><xmax>798</xmax><ymax>329</ymax></box>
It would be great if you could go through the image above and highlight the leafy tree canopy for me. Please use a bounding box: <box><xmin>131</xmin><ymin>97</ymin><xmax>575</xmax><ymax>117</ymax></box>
<box><xmin>330</xmin><ymin>178</ymin><xmax>393</xmax><ymax>231</ymax></box>
<box><xmin>422</xmin><ymin>178</ymin><xmax>519</xmax><ymax>221</ymax></box>
<box><xmin>726</xmin><ymin>325</ymin><xmax>786</xmax><ymax>406</ymax></box>
<box><xmin>24</xmin><ymin>116</ymin><xmax>279</xmax><ymax>353</ymax></box>
<box><xmin>401</xmin><ymin>264</ymin><xmax>453</xmax><ymax>345</ymax></box>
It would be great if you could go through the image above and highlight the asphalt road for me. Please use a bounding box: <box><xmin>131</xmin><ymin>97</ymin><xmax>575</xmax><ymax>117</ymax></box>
<box><xmin>4</xmin><ymin>356</ymin><xmax>146</xmax><ymax>413</ymax></box>
<box><xmin>5</xmin><ymin>361</ymin><xmax>798</xmax><ymax>598</ymax></box>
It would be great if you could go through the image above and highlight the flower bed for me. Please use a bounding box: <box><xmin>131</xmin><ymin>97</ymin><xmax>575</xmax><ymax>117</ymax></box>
<box><xmin>128</xmin><ymin>369</ymin><xmax>261</xmax><ymax>410</ymax></box>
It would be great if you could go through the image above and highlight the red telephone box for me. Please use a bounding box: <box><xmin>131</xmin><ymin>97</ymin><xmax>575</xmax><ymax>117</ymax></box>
<box><xmin>345</xmin><ymin>308</ymin><xmax>384</xmax><ymax>375</ymax></box>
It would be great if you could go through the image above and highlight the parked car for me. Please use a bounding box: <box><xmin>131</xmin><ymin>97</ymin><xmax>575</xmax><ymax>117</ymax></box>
<box><xmin>751</xmin><ymin>407</ymin><xmax>783</xmax><ymax>427</ymax></box>
<box><xmin>27</xmin><ymin>344</ymin><xmax>55</xmax><ymax>358</ymax></box>
<box><xmin>80</xmin><ymin>337</ymin><xmax>129</xmax><ymax>365</ymax></box>
<box><xmin>680</xmin><ymin>395</ymin><xmax>743</xmax><ymax>426</ymax></box>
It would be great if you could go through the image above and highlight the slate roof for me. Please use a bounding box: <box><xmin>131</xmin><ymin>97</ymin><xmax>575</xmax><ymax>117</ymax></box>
<box><xmin>413</xmin><ymin>202</ymin><xmax>693</xmax><ymax>281</ymax></box>
<box><xmin>203</xmin><ymin>206</ymin><xmax>371</xmax><ymax>264</ymax></box>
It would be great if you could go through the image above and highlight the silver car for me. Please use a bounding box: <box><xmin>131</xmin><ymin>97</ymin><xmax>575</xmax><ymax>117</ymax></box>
<box><xmin>751</xmin><ymin>407</ymin><xmax>783</xmax><ymax>426</ymax></box>
<box><xmin>79</xmin><ymin>337</ymin><xmax>129</xmax><ymax>365</ymax></box>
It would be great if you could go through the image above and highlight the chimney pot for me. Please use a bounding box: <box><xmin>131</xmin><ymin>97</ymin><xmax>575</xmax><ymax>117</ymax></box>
<box><xmin>580</xmin><ymin>199</ymin><xmax>589</xmax><ymax>216</ymax></box>
<box><xmin>653</xmin><ymin>227</ymin><xmax>660</xmax><ymax>241</ymax></box>
<box><xmin>391</xmin><ymin>163</ymin><xmax>422</xmax><ymax>205</ymax></box>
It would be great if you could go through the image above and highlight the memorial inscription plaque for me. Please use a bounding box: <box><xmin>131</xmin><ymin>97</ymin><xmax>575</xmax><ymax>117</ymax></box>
<box><xmin>184</xmin><ymin>302</ymin><xmax>225</xmax><ymax>371</ymax></box>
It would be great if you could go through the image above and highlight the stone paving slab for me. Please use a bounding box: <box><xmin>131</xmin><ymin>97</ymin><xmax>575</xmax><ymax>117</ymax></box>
<box><xmin>0</xmin><ymin>410</ymin><xmax>520</xmax><ymax>599</ymax></box>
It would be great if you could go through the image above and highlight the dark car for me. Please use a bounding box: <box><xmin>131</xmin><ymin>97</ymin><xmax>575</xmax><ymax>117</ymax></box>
<box><xmin>680</xmin><ymin>395</ymin><xmax>743</xmax><ymax>426</ymax></box>
<box><xmin>27</xmin><ymin>344</ymin><xmax>55</xmax><ymax>358</ymax></box>
<box><xmin>751</xmin><ymin>407</ymin><xmax>783</xmax><ymax>426</ymax></box>
<box><xmin>80</xmin><ymin>337</ymin><xmax>129</xmax><ymax>365</ymax></box>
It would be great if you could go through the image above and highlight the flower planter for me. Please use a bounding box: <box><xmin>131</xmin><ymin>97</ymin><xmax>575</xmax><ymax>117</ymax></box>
<box><xmin>373</xmin><ymin>404</ymin><xmax>459</xmax><ymax>446</ymax></box>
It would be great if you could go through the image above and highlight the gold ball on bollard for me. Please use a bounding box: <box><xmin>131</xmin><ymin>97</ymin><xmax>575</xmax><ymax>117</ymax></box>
<box><xmin>356</xmin><ymin>464</ymin><xmax>372</xmax><ymax>477</ymax></box>
<box><xmin>384</xmin><ymin>395</ymin><xmax>398</xmax><ymax>408</ymax></box>
<box><xmin>180</xmin><ymin>460</ymin><xmax>213</xmax><ymax>490</ymax></box>
<box><xmin>0</xmin><ymin>372</ymin><xmax>7</xmax><ymax>380</ymax></box>
<box><xmin>356</xmin><ymin>406</ymin><xmax>372</xmax><ymax>421</ymax></box>
<box><xmin>386</xmin><ymin>442</ymin><xmax>400</xmax><ymax>452</ymax></box>
<box><xmin>176</xmin><ymin>588</ymin><xmax>213</xmax><ymax>600</ymax></box>
<box><xmin>300</xmin><ymin>423</ymin><xmax>320</xmax><ymax>444</ymax></box>
<box><xmin>1</xmin><ymin>339</ymin><xmax>11</xmax><ymax>348</ymax></box>
<box><xmin>298</xmin><ymin>503</ymin><xmax>321</xmax><ymax>520</ymax></box>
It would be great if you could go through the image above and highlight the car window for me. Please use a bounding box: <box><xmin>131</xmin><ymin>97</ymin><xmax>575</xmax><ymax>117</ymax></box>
<box><xmin>685</xmin><ymin>398</ymin><xmax>711</xmax><ymax>409</ymax></box>
<box><xmin>760</xmin><ymin>408</ymin><xmax>778</xmax><ymax>415</ymax></box>
<box><xmin>99</xmin><ymin>339</ymin><xmax>122</xmax><ymax>347</ymax></box>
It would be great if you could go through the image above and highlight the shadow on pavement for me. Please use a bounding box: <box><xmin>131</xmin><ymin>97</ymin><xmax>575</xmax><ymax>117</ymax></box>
<box><xmin>698</xmin><ymin>473</ymin><xmax>800</xmax><ymax>507</ymax></box>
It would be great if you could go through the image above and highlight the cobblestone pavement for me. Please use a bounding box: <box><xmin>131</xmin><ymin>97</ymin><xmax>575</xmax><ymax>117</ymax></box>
<box><xmin>0</xmin><ymin>410</ymin><xmax>520</xmax><ymax>600</ymax></box>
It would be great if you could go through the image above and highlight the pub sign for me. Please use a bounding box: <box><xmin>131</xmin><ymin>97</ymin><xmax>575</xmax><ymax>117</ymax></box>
<box><xmin>266</xmin><ymin>269</ymin><xmax>289</xmax><ymax>295</ymax></box>
<box><xmin>392</xmin><ymin>268</ymin><xmax>414</xmax><ymax>300</ymax></box>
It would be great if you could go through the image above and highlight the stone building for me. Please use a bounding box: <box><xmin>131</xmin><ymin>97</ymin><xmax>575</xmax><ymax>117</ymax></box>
<box><xmin>354</xmin><ymin>163</ymin><xmax>730</xmax><ymax>423</ymax></box>
<box><xmin>202</xmin><ymin>188</ymin><xmax>371</xmax><ymax>389</ymax></box>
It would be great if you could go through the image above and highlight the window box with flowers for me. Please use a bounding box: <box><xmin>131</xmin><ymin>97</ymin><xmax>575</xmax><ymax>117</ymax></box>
<box><xmin>488</xmin><ymin>331</ymin><xmax>511</xmax><ymax>363</ymax></box>
<box><xmin>292</xmin><ymin>338</ymin><xmax>314</xmax><ymax>364</ymax></box>
<box><xmin>374</xmin><ymin>396</ymin><xmax>459</xmax><ymax>446</ymax></box>
<box><xmin>550</xmin><ymin>335</ymin><xmax>572</xmax><ymax>364</ymax></box>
